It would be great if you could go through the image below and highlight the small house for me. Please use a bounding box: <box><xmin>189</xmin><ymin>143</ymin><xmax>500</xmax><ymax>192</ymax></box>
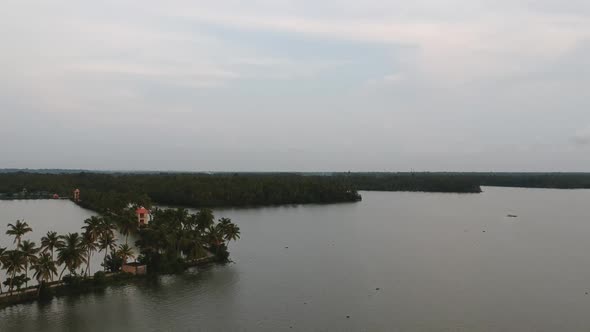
<box><xmin>136</xmin><ymin>206</ymin><xmax>150</xmax><ymax>226</ymax></box>
<box><xmin>122</xmin><ymin>262</ymin><xmax>147</xmax><ymax>275</ymax></box>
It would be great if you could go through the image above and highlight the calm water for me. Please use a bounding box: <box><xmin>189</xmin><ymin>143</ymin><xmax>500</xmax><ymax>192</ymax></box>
<box><xmin>3</xmin><ymin>188</ymin><xmax>590</xmax><ymax>331</ymax></box>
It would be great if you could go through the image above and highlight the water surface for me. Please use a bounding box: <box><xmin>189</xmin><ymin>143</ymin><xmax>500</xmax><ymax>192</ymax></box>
<box><xmin>2</xmin><ymin>188</ymin><xmax>590</xmax><ymax>331</ymax></box>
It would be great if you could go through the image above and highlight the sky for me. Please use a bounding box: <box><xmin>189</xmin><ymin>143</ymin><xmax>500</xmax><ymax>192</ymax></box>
<box><xmin>1</xmin><ymin>0</ymin><xmax>590</xmax><ymax>172</ymax></box>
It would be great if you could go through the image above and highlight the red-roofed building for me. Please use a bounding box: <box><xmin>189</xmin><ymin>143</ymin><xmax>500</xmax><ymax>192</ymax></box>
<box><xmin>136</xmin><ymin>206</ymin><xmax>150</xmax><ymax>226</ymax></box>
<box><xmin>73</xmin><ymin>189</ymin><xmax>80</xmax><ymax>202</ymax></box>
<box><xmin>52</xmin><ymin>194</ymin><xmax>60</xmax><ymax>199</ymax></box>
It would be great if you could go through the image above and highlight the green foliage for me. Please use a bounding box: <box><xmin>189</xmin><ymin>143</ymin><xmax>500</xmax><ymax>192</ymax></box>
<box><xmin>0</xmin><ymin>172</ymin><xmax>361</xmax><ymax>211</ymax></box>
<box><xmin>210</xmin><ymin>244</ymin><xmax>230</xmax><ymax>261</ymax></box>
<box><xmin>102</xmin><ymin>253</ymin><xmax>123</xmax><ymax>273</ymax></box>
<box><xmin>32</xmin><ymin>253</ymin><xmax>57</xmax><ymax>286</ymax></box>
<box><xmin>93</xmin><ymin>271</ymin><xmax>107</xmax><ymax>285</ymax></box>
<box><xmin>135</xmin><ymin>208</ymin><xmax>239</xmax><ymax>273</ymax></box>
<box><xmin>62</xmin><ymin>274</ymin><xmax>84</xmax><ymax>287</ymax></box>
<box><xmin>56</xmin><ymin>233</ymin><xmax>86</xmax><ymax>278</ymax></box>
<box><xmin>342</xmin><ymin>173</ymin><xmax>482</xmax><ymax>193</ymax></box>
<box><xmin>3</xmin><ymin>274</ymin><xmax>30</xmax><ymax>291</ymax></box>
<box><xmin>6</xmin><ymin>220</ymin><xmax>33</xmax><ymax>246</ymax></box>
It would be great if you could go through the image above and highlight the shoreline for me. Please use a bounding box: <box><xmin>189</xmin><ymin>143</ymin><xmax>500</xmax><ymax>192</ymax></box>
<box><xmin>0</xmin><ymin>254</ymin><xmax>220</xmax><ymax>309</ymax></box>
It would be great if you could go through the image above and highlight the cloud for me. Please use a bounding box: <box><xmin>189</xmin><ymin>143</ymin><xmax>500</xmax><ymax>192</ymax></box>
<box><xmin>2</xmin><ymin>0</ymin><xmax>590</xmax><ymax>171</ymax></box>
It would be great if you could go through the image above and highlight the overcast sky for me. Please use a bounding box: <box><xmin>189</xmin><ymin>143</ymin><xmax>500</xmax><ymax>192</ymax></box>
<box><xmin>2</xmin><ymin>1</ymin><xmax>590</xmax><ymax>171</ymax></box>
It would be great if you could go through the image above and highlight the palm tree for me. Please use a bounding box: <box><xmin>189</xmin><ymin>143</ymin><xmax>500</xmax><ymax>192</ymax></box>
<box><xmin>3</xmin><ymin>250</ymin><xmax>26</xmax><ymax>294</ymax></box>
<box><xmin>6</xmin><ymin>220</ymin><xmax>32</xmax><ymax>247</ymax></box>
<box><xmin>32</xmin><ymin>253</ymin><xmax>57</xmax><ymax>296</ymax></box>
<box><xmin>99</xmin><ymin>232</ymin><xmax>116</xmax><ymax>271</ymax></box>
<box><xmin>196</xmin><ymin>209</ymin><xmax>215</xmax><ymax>232</ymax></box>
<box><xmin>116</xmin><ymin>212</ymin><xmax>137</xmax><ymax>245</ymax></box>
<box><xmin>81</xmin><ymin>232</ymin><xmax>98</xmax><ymax>276</ymax></box>
<box><xmin>184</xmin><ymin>231</ymin><xmax>204</xmax><ymax>260</ymax></box>
<box><xmin>56</xmin><ymin>233</ymin><xmax>87</xmax><ymax>280</ymax></box>
<box><xmin>82</xmin><ymin>217</ymin><xmax>102</xmax><ymax>276</ymax></box>
<box><xmin>219</xmin><ymin>217</ymin><xmax>232</xmax><ymax>229</ymax></box>
<box><xmin>0</xmin><ymin>246</ymin><xmax>6</xmax><ymax>294</ymax></box>
<box><xmin>41</xmin><ymin>231</ymin><xmax>64</xmax><ymax>262</ymax></box>
<box><xmin>19</xmin><ymin>240</ymin><xmax>39</xmax><ymax>288</ymax></box>
<box><xmin>223</xmin><ymin>221</ymin><xmax>241</xmax><ymax>247</ymax></box>
<box><xmin>206</xmin><ymin>224</ymin><xmax>225</xmax><ymax>254</ymax></box>
<box><xmin>82</xmin><ymin>216</ymin><xmax>102</xmax><ymax>243</ymax></box>
<box><xmin>116</xmin><ymin>244</ymin><xmax>135</xmax><ymax>267</ymax></box>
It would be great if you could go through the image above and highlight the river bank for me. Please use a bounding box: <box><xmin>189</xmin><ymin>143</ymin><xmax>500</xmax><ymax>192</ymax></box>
<box><xmin>0</xmin><ymin>252</ymin><xmax>220</xmax><ymax>308</ymax></box>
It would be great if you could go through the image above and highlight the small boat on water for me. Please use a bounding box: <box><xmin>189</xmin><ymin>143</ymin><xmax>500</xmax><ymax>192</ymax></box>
<box><xmin>507</xmin><ymin>214</ymin><xmax>518</xmax><ymax>218</ymax></box>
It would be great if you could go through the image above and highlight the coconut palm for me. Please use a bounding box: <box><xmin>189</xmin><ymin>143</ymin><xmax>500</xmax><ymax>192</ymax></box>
<box><xmin>98</xmin><ymin>217</ymin><xmax>117</xmax><ymax>244</ymax></box>
<box><xmin>19</xmin><ymin>240</ymin><xmax>39</xmax><ymax>288</ymax></box>
<box><xmin>99</xmin><ymin>232</ymin><xmax>116</xmax><ymax>271</ymax></box>
<box><xmin>82</xmin><ymin>216</ymin><xmax>102</xmax><ymax>243</ymax></box>
<box><xmin>32</xmin><ymin>253</ymin><xmax>57</xmax><ymax>296</ymax></box>
<box><xmin>116</xmin><ymin>212</ymin><xmax>137</xmax><ymax>245</ymax></box>
<box><xmin>0</xmin><ymin>246</ymin><xmax>6</xmax><ymax>294</ymax></box>
<box><xmin>116</xmin><ymin>244</ymin><xmax>135</xmax><ymax>266</ymax></box>
<box><xmin>206</xmin><ymin>224</ymin><xmax>225</xmax><ymax>254</ymax></box>
<box><xmin>196</xmin><ymin>209</ymin><xmax>215</xmax><ymax>232</ymax></box>
<box><xmin>81</xmin><ymin>232</ymin><xmax>98</xmax><ymax>276</ymax></box>
<box><xmin>56</xmin><ymin>233</ymin><xmax>87</xmax><ymax>280</ymax></box>
<box><xmin>3</xmin><ymin>250</ymin><xmax>26</xmax><ymax>294</ymax></box>
<box><xmin>6</xmin><ymin>220</ymin><xmax>32</xmax><ymax>247</ymax></box>
<box><xmin>219</xmin><ymin>217</ymin><xmax>232</xmax><ymax>228</ymax></box>
<box><xmin>223</xmin><ymin>222</ymin><xmax>241</xmax><ymax>247</ymax></box>
<box><xmin>41</xmin><ymin>231</ymin><xmax>63</xmax><ymax>261</ymax></box>
<box><xmin>184</xmin><ymin>231</ymin><xmax>205</xmax><ymax>260</ymax></box>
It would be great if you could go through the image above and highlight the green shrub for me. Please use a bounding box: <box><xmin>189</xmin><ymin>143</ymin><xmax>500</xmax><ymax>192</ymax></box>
<box><xmin>62</xmin><ymin>274</ymin><xmax>84</xmax><ymax>287</ymax></box>
<box><xmin>102</xmin><ymin>253</ymin><xmax>123</xmax><ymax>272</ymax></box>
<box><xmin>93</xmin><ymin>271</ymin><xmax>107</xmax><ymax>285</ymax></box>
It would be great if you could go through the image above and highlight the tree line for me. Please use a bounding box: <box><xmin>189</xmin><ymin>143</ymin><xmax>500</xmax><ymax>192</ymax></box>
<box><xmin>5</xmin><ymin>171</ymin><xmax>590</xmax><ymax>213</ymax></box>
<box><xmin>337</xmin><ymin>173</ymin><xmax>482</xmax><ymax>193</ymax></box>
<box><xmin>0</xmin><ymin>173</ymin><xmax>362</xmax><ymax>212</ymax></box>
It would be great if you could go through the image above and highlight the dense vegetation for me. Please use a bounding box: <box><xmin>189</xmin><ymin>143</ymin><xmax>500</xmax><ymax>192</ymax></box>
<box><xmin>342</xmin><ymin>172</ymin><xmax>590</xmax><ymax>192</ymax></box>
<box><xmin>5</xmin><ymin>171</ymin><xmax>590</xmax><ymax>213</ymax></box>
<box><xmin>0</xmin><ymin>173</ymin><xmax>361</xmax><ymax>212</ymax></box>
<box><xmin>0</xmin><ymin>208</ymin><xmax>239</xmax><ymax>298</ymax></box>
<box><xmin>467</xmin><ymin>173</ymin><xmax>590</xmax><ymax>189</ymax></box>
<box><xmin>337</xmin><ymin>173</ymin><xmax>482</xmax><ymax>193</ymax></box>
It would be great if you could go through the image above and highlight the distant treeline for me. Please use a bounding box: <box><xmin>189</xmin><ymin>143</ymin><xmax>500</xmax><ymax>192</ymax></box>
<box><xmin>4</xmin><ymin>172</ymin><xmax>590</xmax><ymax>212</ymax></box>
<box><xmin>0</xmin><ymin>173</ymin><xmax>361</xmax><ymax>212</ymax></box>
<box><xmin>338</xmin><ymin>173</ymin><xmax>482</xmax><ymax>193</ymax></box>
<box><xmin>468</xmin><ymin>173</ymin><xmax>590</xmax><ymax>189</ymax></box>
<box><xmin>339</xmin><ymin>172</ymin><xmax>590</xmax><ymax>192</ymax></box>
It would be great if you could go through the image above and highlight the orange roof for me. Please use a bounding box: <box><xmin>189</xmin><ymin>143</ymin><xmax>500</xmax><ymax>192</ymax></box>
<box><xmin>136</xmin><ymin>206</ymin><xmax>149</xmax><ymax>214</ymax></box>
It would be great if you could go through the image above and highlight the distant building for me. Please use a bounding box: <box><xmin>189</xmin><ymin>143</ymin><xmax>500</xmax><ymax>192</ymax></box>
<box><xmin>122</xmin><ymin>262</ymin><xmax>147</xmax><ymax>275</ymax></box>
<box><xmin>73</xmin><ymin>189</ymin><xmax>80</xmax><ymax>202</ymax></box>
<box><xmin>52</xmin><ymin>194</ymin><xmax>60</xmax><ymax>199</ymax></box>
<box><xmin>136</xmin><ymin>206</ymin><xmax>150</xmax><ymax>226</ymax></box>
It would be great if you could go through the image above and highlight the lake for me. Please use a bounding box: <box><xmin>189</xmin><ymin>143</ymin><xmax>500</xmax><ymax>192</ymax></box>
<box><xmin>2</xmin><ymin>187</ymin><xmax>590</xmax><ymax>331</ymax></box>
